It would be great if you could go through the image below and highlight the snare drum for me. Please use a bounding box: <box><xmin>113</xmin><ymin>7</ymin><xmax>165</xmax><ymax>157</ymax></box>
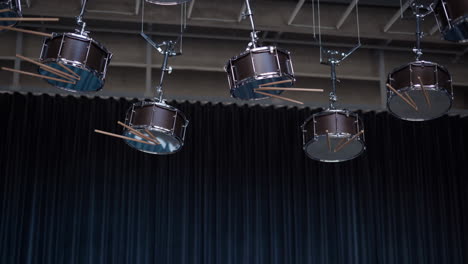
<box><xmin>387</xmin><ymin>60</ymin><xmax>453</xmax><ymax>121</ymax></box>
<box><xmin>145</xmin><ymin>0</ymin><xmax>192</xmax><ymax>4</ymax></box>
<box><xmin>0</xmin><ymin>0</ymin><xmax>21</xmax><ymax>29</ymax></box>
<box><xmin>123</xmin><ymin>101</ymin><xmax>189</xmax><ymax>155</ymax></box>
<box><xmin>301</xmin><ymin>109</ymin><xmax>365</xmax><ymax>162</ymax></box>
<box><xmin>225</xmin><ymin>46</ymin><xmax>295</xmax><ymax>100</ymax></box>
<box><xmin>435</xmin><ymin>0</ymin><xmax>468</xmax><ymax>43</ymax></box>
<box><xmin>38</xmin><ymin>32</ymin><xmax>112</xmax><ymax>92</ymax></box>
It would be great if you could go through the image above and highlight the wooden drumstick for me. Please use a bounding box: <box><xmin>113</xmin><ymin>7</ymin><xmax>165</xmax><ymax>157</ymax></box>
<box><xmin>1</xmin><ymin>67</ymin><xmax>76</xmax><ymax>84</ymax></box>
<box><xmin>94</xmin><ymin>129</ymin><xmax>155</xmax><ymax>145</ymax></box>
<box><xmin>386</xmin><ymin>84</ymin><xmax>418</xmax><ymax>111</ymax></box>
<box><xmin>0</xmin><ymin>25</ymin><xmax>53</xmax><ymax>38</ymax></box>
<box><xmin>334</xmin><ymin>130</ymin><xmax>364</xmax><ymax>153</ymax></box>
<box><xmin>57</xmin><ymin>63</ymin><xmax>81</xmax><ymax>79</ymax></box>
<box><xmin>144</xmin><ymin>129</ymin><xmax>161</xmax><ymax>145</ymax></box>
<box><xmin>404</xmin><ymin>92</ymin><xmax>417</xmax><ymax>108</ymax></box>
<box><xmin>325</xmin><ymin>130</ymin><xmax>331</xmax><ymax>152</ymax></box>
<box><xmin>259</xmin><ymin>79</ymin><xmax>293</xmax><ymax>87</ymax></box>
<box><xmin>417</xmin><ymin>76</ymin><xmax>431</xmax><ymax>108</ymax></box>
<box><xmin>255</xmin><ymin>87</ymin><xmax>324</xmax><ymax>92</ymax></box>
<box><xmin>16</xmin><ymin>54</ymin><xmax>79</xmax><ymax>81</ymax></box>
<box><xmin>0</xmin><ymin>17</ymin><xmax>59</xmax><ymax>22</ymax></box>
<box><xmin>117</xmin><ymin>121</ymin><xmax>160</xmax><ymax>145</ymax></box>
<box><xmin>0</xmin><ymin>9</ymin><xmax>11</xmax><ymax>13</ymax></box>
<box><xmin>254</xmin><ymin>90</ymin><xmax>304</xmax><ymax>105</ymax></box>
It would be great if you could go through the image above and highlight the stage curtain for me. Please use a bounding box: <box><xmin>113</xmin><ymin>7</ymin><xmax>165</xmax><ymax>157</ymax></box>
<box><xmin>0</xmin><ymin>92</ymin><xmax>467</xmax><ymax>264</ymax></box>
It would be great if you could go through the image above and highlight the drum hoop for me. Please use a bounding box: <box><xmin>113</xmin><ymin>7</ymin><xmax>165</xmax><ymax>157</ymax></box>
<box><xmin>388</xmin><ymin>86</ymin><xmax>453</xmax><ymax>98</ymax></box>
<box><xmin>40</xmin><ymin>57</ymin><xmax>106</xmax><ymax>80</ymax></box>
<box><xmin>232</xmin><ymin>73</ymin><xmax>294</xmax><ymax>89</ymax></box>
<box><xmin>450</xmin><ymin>14</ymin><xmax>468</xmax><ymax>26</ymax></box>
<box><xmin>313</xmin><ymin>109</ymin><xmax>358</xmax><ymax>118</ymax></box>
<box><xmin>302</xmin><ymin>137</ymin><xmax>365</xmax><ymax>162</ymax></box>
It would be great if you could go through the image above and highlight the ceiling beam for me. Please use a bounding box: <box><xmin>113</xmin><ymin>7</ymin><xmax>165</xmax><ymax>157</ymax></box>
<box><xmin>383</xmin><ymin>0</ymin><xmax>413</xmax><ymax>33</ymax></box>
<box><xmin>336</xmin><ymin>0</ymin><xmax>358</xmax><ymax>29</ymax></box>
<box><xmin>288</xmin><ymin>0</ymin><xmax>305</xmax><ymax>25</ymax></box>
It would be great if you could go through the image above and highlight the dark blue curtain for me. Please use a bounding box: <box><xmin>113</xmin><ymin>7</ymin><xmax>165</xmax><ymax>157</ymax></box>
<box><xmin>0</xmin><ymin>92</ymin><xmax>467</xmax><ymax>264</ymax></box>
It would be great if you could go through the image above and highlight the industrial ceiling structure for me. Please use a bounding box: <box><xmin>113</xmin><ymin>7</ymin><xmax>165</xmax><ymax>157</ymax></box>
<box><xmin>0</xmin><ymin>0</ymin><xmax>467</xmax><ymax>114</ymax></box>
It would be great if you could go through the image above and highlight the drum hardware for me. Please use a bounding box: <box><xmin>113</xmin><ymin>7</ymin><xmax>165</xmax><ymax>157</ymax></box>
<box><xmin>0</xmin><ymin>0</ymin><xmax>59</xmax><ymax>35</ymax></box>
<box><xmin>434</xmin><ymin>0</ymin><xmax>468</xmax><ymax>43</ymax></box>
<box><xmin>37</xmin><ymin>0</ymin><xmax>113</xmax><ymax>93</ymax></box>
<box><xmin>301</xmin><ymin>50</ymin><xmax>366</xmax><ymax>162</ymax></box>
<box><xmin>386</xmin><ymin>3</ymin><xmax>453</xmax><ymax>121</ymax></box>
<box><xmin>95</xmin><ymin>3</ymin><xmax>189</xmax><ymax>155</ymax></box>
<box><xmin>225</xmin><ymin>0</ymin><xmax>312</xmax><ymax>102</ymax></box>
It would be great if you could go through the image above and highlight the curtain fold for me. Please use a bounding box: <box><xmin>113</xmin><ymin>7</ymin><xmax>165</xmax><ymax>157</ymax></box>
<box><xmin>0</xmin><ymin>92</ymin><xmax>467</xmax><ymax>264</ymax></box>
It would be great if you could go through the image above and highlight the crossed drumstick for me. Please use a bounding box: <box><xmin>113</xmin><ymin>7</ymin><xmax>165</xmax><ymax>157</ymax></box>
<box><xmin>386</xmin><ymin>76</ymin><xmax>432</xmax><ymax>111</ymax></box>
<box><xmin>1</xmin><ymin>54</ymin><xmax>81</xmax><ymax>85</ymax></box>
<box><xmin>253</xmin><ymin>79</ymin><xmax>324</xmax><ymax>105</ymax></box>
<box><xmin>325</xmin><ymin>129</ymin><xmax>365</xmax><ymax>153</ymax></box>
<box><xmin>95</xmin><ymin>121</ymin><xmax>161</xmax><ymax>146</ymax></box>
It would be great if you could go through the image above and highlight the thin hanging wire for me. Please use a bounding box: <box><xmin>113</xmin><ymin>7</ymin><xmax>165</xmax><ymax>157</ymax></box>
<box><xmin>140</xmin><ymin>0</ymin><xmax>187</xmax><ymax>55</ymax></box>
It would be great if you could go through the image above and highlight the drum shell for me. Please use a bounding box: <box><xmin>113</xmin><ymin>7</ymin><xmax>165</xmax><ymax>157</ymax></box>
<box><xmin>40</xmin><ymin>33</ymin><xmax>111</xmax><ymax>76</ymax></box>
<box><xmin>302</xmin><ymin>111</ymin><xmax>360</xmax><ymax>145</ymax></box>
<box><xmin>225</xmin><ymin>47</ymin><xmax>294</xmax><ymax>90</ymax></box>
<box><xmin>126</xmin><ymin>102</ymin><xmax>187</xmax><ymax>142</ymax></box>
<box><xmin>436</xmin><ymin>0</ymin><xmax>468</xmax><ymax>29</ymax></box>
<box><xmin>387</xmin><ymin>61</ymin><xmax>452</xmax><ymax>92</ymax></box>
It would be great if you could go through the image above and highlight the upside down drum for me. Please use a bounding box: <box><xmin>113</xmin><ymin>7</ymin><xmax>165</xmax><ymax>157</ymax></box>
<box><xmin>38</xmin><ymin>32</ymin><xmax>112</xmax><ymax>92</ymax></box>
<box><xmin>301</xmin><ymin>109</ymin><xmax>365</xmax><ymax>162</ymax></box>
<box><xmin>387</xmin><ymin>60</ymin><xmax>453</xmax><ymax>121</ymax></box>
<box><xmin>0</xmin><ymin>0</ymin><xmax>21</xmax><ymax>29</ymax></box>
<box><xmin>435</xmin><ymin>0</ymin><xmax>468</xmax><ymax>43</ymax></box>
<box><xmin>123</xmin><ymin>101</ymin><xmax>189</xmax><ymax>155</ymax></box>
<box><xmin>225</xmin><ymin>46</ymin><xmax>295</xmax><ymax>100</ymax></box>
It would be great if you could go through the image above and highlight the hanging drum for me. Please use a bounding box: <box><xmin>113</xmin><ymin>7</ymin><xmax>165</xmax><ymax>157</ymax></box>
<box><xmin>123</xmin><ymin>101</ymin><xmax>189</xmax><ymax>155</ymax></box>
<box><xmin>225</xmin><ymin>46</ymin><xmax>295</xmax><ymax>100</ymax></box>
<box><xmin>0</xmin><ymin>0</ymin><xmax>21</xmax><ymax>29</ymax></box>
<box><xmin>38</xmin><ymin>32</ymin><xmax>112</xmax><ymax>92</ymax></box>
<box><xmin>435</xmin><ymin>0</ymin><xmax>468</xmax><ymax>43</ymax></box>
<box><xmin>301</xmin><ymin>109</ymin><xmax>365</xmax><ymax>162</ymax></box>
<box><xmin>386</xmin><ymin>60</ymin><xmax>453</xmax><ymax>121</ymax></box>
<box><xmin>145</xmin><ymin>0</ymin><xmax>192</xmax><ymax>4</ymax></box>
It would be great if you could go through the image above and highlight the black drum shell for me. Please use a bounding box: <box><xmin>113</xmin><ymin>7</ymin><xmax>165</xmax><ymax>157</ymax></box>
<box><xmin>225</xmin><ymin>46</ymin><xmax>295</xmax><ymax>100</ymax></box>
<box><xmin>40</xmin><ymin>33</ymin><xmax>110</xmax><ymax>75</ymax></box>
<box><xmin>226</xmin><ymin>47</ymin><xmax>293</xmax><ymax>87</ymax></box>
<box><xmin>126</xmin><ymin>102</ymin><xmax>187</xmax><ymax>142</ymax></box>
<box><xmin>387</xmin><ymin>61</ymin><xmax>451</xmax><ymax>91</ymax></box>
<box><xmin>302</xmin><ymin>111</ymin><xmax>360</xmax><ymax>145</ymax></box>
<box><xmin>436</xmin><ymin>0</ymin><xmax>468</xmax><ymax>29</ymax></box>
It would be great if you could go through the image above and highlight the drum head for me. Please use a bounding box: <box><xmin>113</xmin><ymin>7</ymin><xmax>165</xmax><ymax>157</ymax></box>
<box><xmin>304</xmin><ymin>135</ymin><xmax>365</xmax><ymax>162</ymax></box>
<box><xmin>38</xmin><ymin>62</ymin><xmax>104</xmax><ymax>92</ymax></box>
<box><xmin>145</xmin><ymin>0</ymin><xmax>192</xmax><ymax>4</ymax></box>
<box><xmin>0</xmin><ymin>4</ymin><xmax>20</xmax><ymax>28</ymax></box>
<box><xmin>232</xmin><ymin>76</ymin><xmax>293</xmax><ymax>100</ymax></box>
<box><xmin>442</xmin><ymin>17</ymin><xmax>468</xmax><ymax>43</ymax></box>
<box><xmin>388</xmin><ymin>89</ymin><xmax>452</xmax><ymax>121</ymax></box>
<box><xmin>123</xmin><ymin>128</ymin><xmax>183</xmax><ymax>155</ymax></box>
